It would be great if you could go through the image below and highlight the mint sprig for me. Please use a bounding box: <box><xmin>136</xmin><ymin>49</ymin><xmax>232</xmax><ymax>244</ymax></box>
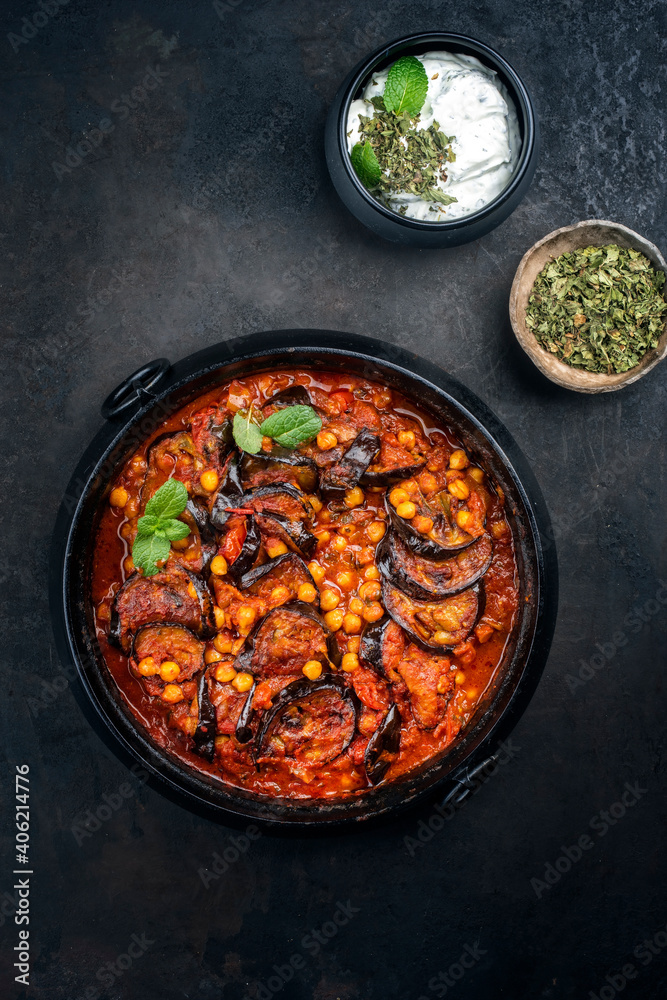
<box><xmin>131</xmin><ymin>478</ymin><xmax>190</xmax><ymax>577</ymax></box>
<box><xmin>383</xmin><ymin>56</ymin><xmax>428</xmax><ymax>117</ymax></box>
<box><xmin>232</xmin><ymin>403</ymin><xmax>322</xmax><ymax>453</ymax></box>
<box><xmin>351</xmin><ymin>141</ymin><xmax>381</xmax><ymax>189</ymax></box>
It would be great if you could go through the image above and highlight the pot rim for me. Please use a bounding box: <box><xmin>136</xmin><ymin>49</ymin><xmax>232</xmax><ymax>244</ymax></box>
<box><xmin>50</xmin><ymin>330</ymin><xmax>558</xmax><ymax>827</ymax></box>
<box><xmin>334</xmin><ymin>31</ymin><xmax>537</xmax><ymax>232</ymax></box>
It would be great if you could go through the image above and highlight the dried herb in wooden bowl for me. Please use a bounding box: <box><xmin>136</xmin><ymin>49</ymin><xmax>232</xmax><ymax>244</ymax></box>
<box><xmin>525</xmin><ymin>245</ymin><xmax>667</xmax><ymax>375</ymax></box>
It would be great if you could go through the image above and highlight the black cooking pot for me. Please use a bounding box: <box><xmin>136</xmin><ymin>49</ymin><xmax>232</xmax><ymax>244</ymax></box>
<box><xmin>324</xmin><ymin>32</ymin><xmax>539</xmax><ymax>247</ymax></box>
<box><xmin>50</xmin><ymin>331</ymin><xmax>557</xmax><ymax>826</ymax></box>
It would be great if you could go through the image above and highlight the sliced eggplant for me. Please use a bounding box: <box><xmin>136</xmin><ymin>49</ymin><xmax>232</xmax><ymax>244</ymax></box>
<box><xmin>140</xmin><ymin>432</ymin><xmax>198</xmax><ymax>508</ymax></box>
<box><xmin>185</xmin><ymin>496</ymin><xmax>217</xmax><ymax>546</ymax></box>
<box><xmin>210</xmin><ymin>452</ymin><xmax>245</xmax><ymax>528</ymax></box>
<box><xmin>233</xmin><ymin>601</ymin><xmax>339</xmax><ymax>678</ymax></box>
<box><xmin>109</xmin><ymin>568</ymin><xmax>216</xmax><ymax>654</ymax></box>
<box><xmin>225</xmin><ymin>516</ymin><xmax>262</xmax><ymax>583</ymax></box>
<box><xmin>364</xmin><ymin>705</ymin><xmax>401</xmax><ymax>784</ymax></box>
<box><xmin>242</xmin><ymin>484</ymin><xmax>317</xmax><ymax>557</ymax></box>
<box><xmin>319</xmin><ymin>428</ymin><xmax>380</xmax><ymax>498</ymax></box>
<box><xmin>382</xmin><ymin>579</ymin><xmax>479</xmax><ymax>651</ymax></box>
<box><xmin>386</xmin><ymin>491</ymin><xmax>475</xmax><ymax>558</ymax></box>
<box><xmin>254</xmin><ymin>675</ymin><xmax>359</xmax><ymax>766</ymax></box>
<box><xmin>235</xmin><ymin>682</ymin><xmax>257</xmax><ymax>744</ymax></box>
<box><xmin>377</xmin><ymin>530</ymin><xmax>493</xmax><ymax>600</ymax></box>
<box><xmin>360</xmin><ymin>463</ymin><xmax>425</xmax><ymax>487</ymax></box>
<box><xmin>237</xmin><ymin>552</ymin><xmax>320</xmax><ymax>607</ymax></box>
<box><xmin>263</xmin><ymin>385</ymin><xmax>313</xmax><ymax>409</ymax></box>
<box><xmin>359</xmin><ymin>615</ymin><xmax>405</xmax><ymax>680</ymax></box>
<box><xmin>396</xmin><ymin>645</ymin><xmax>455</xmax><ymax>729</ymax></box>
<box><xmin>241</xmin><ymin>449</ymin><xmax>318</xmax><ymax>492</ymax></box>
<box><xmin>254</xmin><ymin>511</ymin><xmax>317</xmax><ymax>558</ymax></box>
<box><xmin>131</xmin><ymin>623</ymin><xmax>204</xmax><ymax>682</ymax></box>
<box><xmin>193</xmin><ymin>670</ymin><xmax>217</xmax><ymax>760</ymax></box>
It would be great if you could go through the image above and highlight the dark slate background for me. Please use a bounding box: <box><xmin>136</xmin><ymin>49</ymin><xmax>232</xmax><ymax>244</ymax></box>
<box><xmin>2</xmin><ymin>1</ymin><xmax>666</xmax><ymax>998</ymax></box>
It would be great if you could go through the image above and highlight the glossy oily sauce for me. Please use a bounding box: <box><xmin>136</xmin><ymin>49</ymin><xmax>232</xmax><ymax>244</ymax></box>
<box><xmin>91</xmin><ymin>370</ymin><xmax>519</xmax><ymax>800</ymax></box>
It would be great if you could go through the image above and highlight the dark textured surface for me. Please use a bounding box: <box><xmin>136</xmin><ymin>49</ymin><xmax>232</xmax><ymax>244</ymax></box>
<box><xmin>1</xmin><ymin>1</ymin><xmax>666</xmax><ymax>998</ymax></box>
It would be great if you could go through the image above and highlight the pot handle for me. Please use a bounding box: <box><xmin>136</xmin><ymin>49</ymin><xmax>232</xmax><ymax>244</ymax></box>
<box><xmin>439</xmin><ymin>753</ymin><xmax>501</xmax><ymax>812</ymax></box>
<box><xmin>101</xmin><ymin>358</ymin><xmax>171</xmax><ymax>419</ymax></box>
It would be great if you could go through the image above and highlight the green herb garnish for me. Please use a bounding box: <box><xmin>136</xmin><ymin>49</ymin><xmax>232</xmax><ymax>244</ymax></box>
<box><xmin>525</xmin><ymin>245</ymin><xmax>667</xmax><ymax>375</ymax></box>
<box><xmin>350</xmin><ymin>55</ymin><xmax>457</xmax><ymax>210</ymax></box>
<box><xmin>132</xmin><ymin>478</ymin><xmax>190</xmax><ymax>577</ymax></box>
<box><xmin>350</xmin><ymin>140</ymin><xmax>381</xmax><ymax>189</ymax></box>
<box><xmin>231</xmin><ymin>404</ymin><xmax>322</xmax><ymax>453</ymax></box>
<box><xmin>383</xmin><ymin>55</ymin><xmax>428</xmax><ymax>116</ymax></box>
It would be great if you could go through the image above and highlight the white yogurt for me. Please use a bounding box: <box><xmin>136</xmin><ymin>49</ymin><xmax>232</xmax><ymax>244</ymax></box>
<box><xmin>346</xmin><ymin>51</ymin><xmax>522</xmax><ymax>222</ymax></box>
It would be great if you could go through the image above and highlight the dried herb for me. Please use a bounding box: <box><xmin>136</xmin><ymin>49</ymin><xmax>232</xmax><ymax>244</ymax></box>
<box><xmin>525</xmin><ymin>245</ymin><xmax>667</xmax><ymax>375</ymax></box>
<box><xmin>352</xmin><ymin>106</ymin><xmax>456</xmax><ymax>208</ymax></box>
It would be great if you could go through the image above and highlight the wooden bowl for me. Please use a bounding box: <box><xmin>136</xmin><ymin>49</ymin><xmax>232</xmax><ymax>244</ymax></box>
<box><xmin>509</xmin><ymin>220</ymin><xmax>667</xmax><ymax>393</ymax></box>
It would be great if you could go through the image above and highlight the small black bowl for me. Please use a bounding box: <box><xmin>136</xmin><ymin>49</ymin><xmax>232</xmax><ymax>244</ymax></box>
<box><xmin>325</xmin><ymin>32</ymin><xmax>539</xmax><ymax>248</ymax></box>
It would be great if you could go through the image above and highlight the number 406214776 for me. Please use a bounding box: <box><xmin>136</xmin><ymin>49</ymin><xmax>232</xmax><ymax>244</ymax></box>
<box><xmin>15</xmin><ymin>765</ymin><xmax>29</xmax><ymax>864</ymax></box>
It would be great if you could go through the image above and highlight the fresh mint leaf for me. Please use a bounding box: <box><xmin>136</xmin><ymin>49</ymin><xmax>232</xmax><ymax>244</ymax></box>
<box><xmin>383</xmin><ymin>55</ymin><xmax>428</xmax><ymax>117</ymax></box>
<box><xmin>351</xmin><ymin>141</ymin><xmax>382</xmax><ymax>189</ymax></box>
<box><xmin>135</xmin><ymin>514</ymin><xmax>159</xmax><ymax>536</ymax></box>
<box><xmin>144</xmin><ymin>478</ymin><xmax>188</xmax><ymax>519</ymax></box>
<box><xmin>259</xmin><ymin>405</ymin><xmax>322</xmax><ymax>448</ymax></box>
<box><xmin>233</xmin><ymin>409</ymin><xmax>263</xmax><ymax>454</ymax></box>
<box><xmin>132</xmin><ymin>532</ymin><xmax>171</xmax><ymax>577</ymax></box>
<box><xmin>161</xmin><ymin>519</ymin><xmax>191</xmax><ymax>542</ymax></box>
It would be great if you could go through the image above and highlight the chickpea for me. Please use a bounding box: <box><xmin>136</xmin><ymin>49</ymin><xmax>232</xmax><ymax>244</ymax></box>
<box><xmin>161</xmin><ymin>684</ymin><xmax>184</xmax><ymax>703</ymax></box>
<box><xmin>124</xmin><ymin>556</ymin><xmax>135</xmax><ymax>574</ymax></box>
<box><xmin>465</xmin><ymin>687</ymin><xmax>479</xmax><ymax>701</ymax></box>
<box><xmin>320</xmin><ymin>589</ymin><xmax>340</xmax><ymax>612</ymax></box>
<box><xmin>200</xmin><ymin>469</ymin><xmax>220</xmax><ymax>492</ymax></box>
<box><xmin>171</xmin><ymin>536</ymin><xmax>190</xmax><ymax>551</ymax></box>
<box><xmin>332</xmin><ymin>535</ymin><xmax>347</xmax><ymax>552</ymax></box>
<box><xmin>344</xmin><ymin>486</ymin><xmax>365</xmax><ymax>508</ymax></box>
<box><xmin>456</xmin><ymin>510</ymin><xmax>474</xmax><ymax>530</ymax></box>
<box><xmin>124</xmin><ymin>497</ymin><xmax>139</xmax><ymax>517</ymax></box>
<box><xmin>270</xmin><ymin>585</ymin><xmax>292</xmax><ymax>604</ymax></box>
<box><xmin>308</xmin><ymin>561</ymin><xmax>326</xmax><ymax>583</ymax></box>
<box><xmin>210</xmin><ymin>555</ymin><xmax>228</xmax><ymax>576</ymax></box>
<box><xmin>367</xmin><ymin>520</ymin><xmax>386</xmax><ymax>543</ymax></box>
<box><xmin>448</xmin><ymin>479</ymin><xmax>470</xmax><ymax>500</ymax></box>
<box><xmin>308</xmin><ymin>495</ymin><xmax>323</xmax><ymax>513</ymax></box>
<box><xmin>336</xmin><ymin>570</ymin><xmax>356</xmax><ymax>591</ymax></box>
<box><xmin>449</xmin><ymin>449</ymin><xmax>469</xmax><ymax>470</ymax></box>
<box><xmin>343</xmin><ymin>612</ymin><xmax>362</xmax><ymax>634</ymax></box>
<box><xmin>389</xmin><ymin>487</ymin><xmax>409</xmax><ymax>507</ymax></box>
<box><xmin>237</xmin><ymin>605</ymin><xmax>257</xmax><ymax>631</ymax></box>
<box><xmin>316</xmin><ymin>530</ymin><xmax>331</xmax><ymax>544</ymax></box>
<box><xmin>363</xmin><ymin>565</ymin><xmax>381</xmax><ymax>581</ymax></box>
<box><xmin>468</xmin><ymin>467</ymin><xmax>484</xmax><ymax>483</ymax></box>
<box><xmin>491</xmin><ymin>521</ymin><xmax>508</xmax><ymax>540</ymax></box>
<box><xmin>340</xmin><ymin>524</ymin><xmax>356</xmax><ymax>538</ymax></box>
<box><xmin>109</xmin><ymin>487</ymin><xmax>129</xmax><ymax>508</ymax></box>
<box><xmin>265</xmin><ymin>539</ymin><xmax>288</xmax><ymax>558</ymax></box>
<box><xmin>205</xmin><ymin>647</ymin><xmax>224</xmax><ymax>664</ymax></box>
<box><xmin>418</xmin><ymin>471</ymin><xmax>438</xmax><ymax>493</ymax></box>
<box><xmin>455</xmin><ymin>670</ymin><xmax>466</xmax><ymax>685</ymax></box>
<box><xmin>261</xmin><ymin>436</ymin><xmax>273</xmax><ymax>452</ymax></box>
<box><xmin>361</xmin><ymin>602</ymin><xmax>384</xmax><ymax>623</ymax></box>
<box><xmin>396</xmin><ymin>501</ymin><xmax>417</xmax><ymax>519</ymax></box>
<box><xmin>213</xmin><ymin>631</ymin><xmax>234</xmax><ymax>654</ymax></box>
<box><xmin>137</xmin><ymin>656</ymin><xmax>159</xmax><ymax>677</ymax></box>
<box><xmin>213</xmin><ymin>606</ymin><xmax>226</xmax><ymax>630</ymax></box>
<box><xmin>232</xmin><ymin>672</ymin><xmax>254</xmax><ymax>693</ymax></box>
<box><xmin>359</xmin><ymin>580</ymin><xmax>381</xmax><ymax>601</ymax></box>
<box><xmin>437</xmin><ymin>676</ymin><xmax>450</xmax><ymax>695</ymax></box>
<box><xmin>373</xmin><ymin>390</ymin><xmax>392</xmax><ymax>409</ymax></box>
<box><xmin>397</xmin><ymin>430</ymin><xmax>416</xmax><ymax>449</ymax></box>
<box><xmin>348</xmin><ymin>636</ymin><xmax>361</xmax><ymax>653</ymax></box>
<box><xmin>159</xmin><ymin>661</ymin><xmax>181</xmax><ymax>682</ymax></box>
<box><xmin>412</xmin><ymin>514</ymin><xmax>434</xmax><ymax>534</ymax></box>
<box><xmin>302</xmin><ymin>660</ymin><xmax>323</xmax><ymax>680</ymax></box>
<box><xmin>341</xmin><ymin>652</ymin><xmax>360</xmax><ymax>672</ymax></box>
<box><xmin>297</xmin><ymin>582</ymin><xmax>318</xmax><ymax>603</ymax></box>
<box><xmin>317</xmin><ymin>430</ymin><xmax>338</xmax><ymax>450</ymax></box>
<box><xmin>120</xmin><ymin>522</ymin><xmax>133</xmax><ymax>539</ymax></box>
<box><xmin>432</xmin><ymin>631</ymin><xmax>451</xmax><ymax>645</ymax></box>
<box><xmin>214</xmin><ymin>662</ymin><xmax>237</xmax><ymax>683</ymax></box>
<box><xmin>349</xmin><ymin>597</ymin><xmax>364</xmax><ymax>615</ymax></box>
<box><xmin>324</xmin><ymin>609</ymin><xmax>344</xmax><ymax>631</ymax></box>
